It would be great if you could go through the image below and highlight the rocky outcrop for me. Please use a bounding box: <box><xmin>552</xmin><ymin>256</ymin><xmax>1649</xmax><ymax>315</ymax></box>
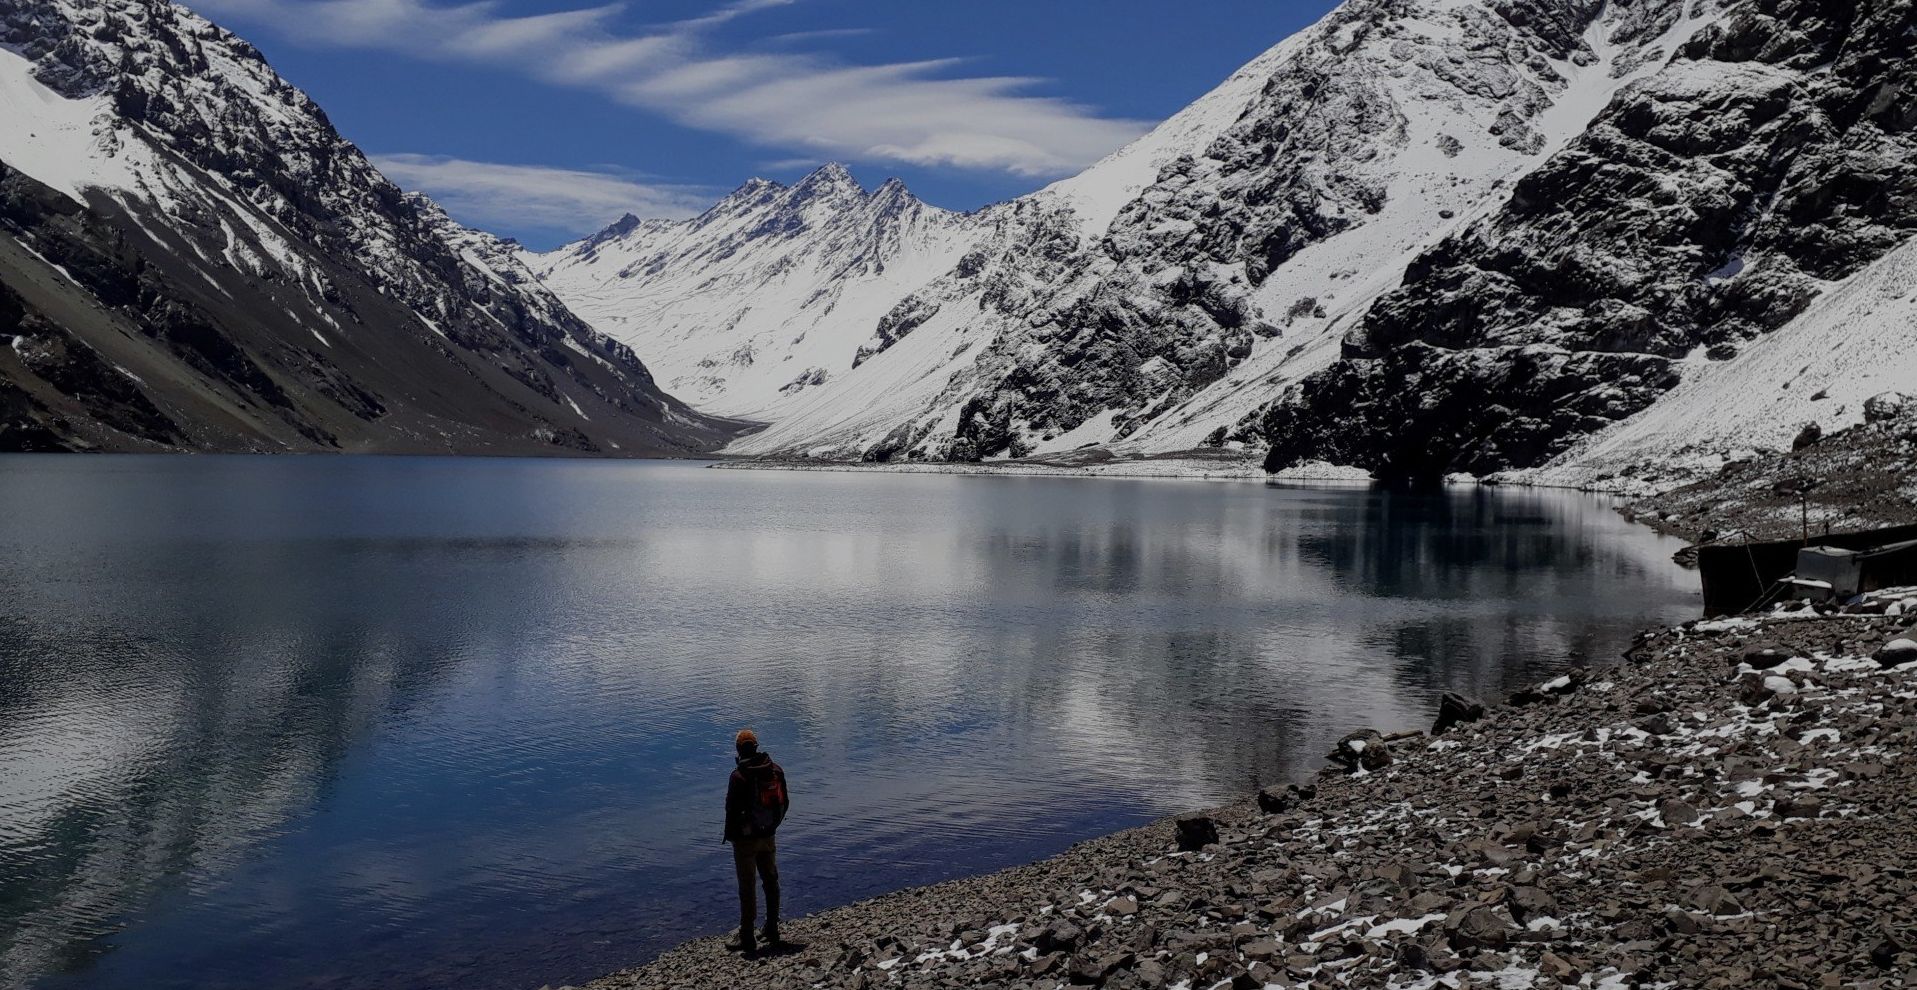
<box><xmin>907</xmin><ymin>0</ymin><xmax>1685</xmax><ymax>460</ymax></box>
<box><xmin>1622</xmin><ymin>394</ymin><xmax>1917</xmax><ymax>540</ymax></box>
<box><xmin>1261</xmin><ymin>0</ymin><xmax>1917</xmax><ymax>481</ymax></box>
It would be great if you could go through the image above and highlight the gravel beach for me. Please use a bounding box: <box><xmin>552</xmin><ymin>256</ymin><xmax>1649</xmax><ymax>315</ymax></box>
<box><xmin>569</xmin><ymin>588</ymin><xmax>1917</xmax><ymax>990</ymax></box>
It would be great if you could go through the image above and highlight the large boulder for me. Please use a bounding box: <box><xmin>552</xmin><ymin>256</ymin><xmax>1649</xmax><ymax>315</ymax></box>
<box><xmin>1175</xmin><ymin>816</ymin><xmax>1220</xmax><ymax>852</ymax></box>
<box><xmin>1874</xmin><ymin>639</ymin><xmax>1917</xmax><ymax>668</ymax></box>
<box><xmin>1863</xmin><ymin>391</ymin><xmax>1912</xmax><ymax>423</ymax></box>
<box><xmin>1327</xmin><ymin>729</ymin><xmax>1392</xmax><ymax>773</ymax></box>
<box><xmin>1431</xmin><ymin>692</ymin><xmax>1487</xmax><ymax>735</ymax></box>
<box><xmin>1445</xmin><ymin>904</ymin><xmax>1518</xmax><ymax>951</ymax></box>
<box><xmin>1256</xmin><ymin>782</ymin><xmax>1316</xmax><ymax>814</ymax></box>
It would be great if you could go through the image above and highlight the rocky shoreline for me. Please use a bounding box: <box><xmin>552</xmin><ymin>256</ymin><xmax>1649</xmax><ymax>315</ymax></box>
<box><xmin>569</xmin><ymin>589</ymin><xmax>1917</xmax><ymax>990</ymax></box>
<box><xmin>1620</xmin><ymin>400</ymin><xmax>1917</xmax><ymax>543</ymax></box>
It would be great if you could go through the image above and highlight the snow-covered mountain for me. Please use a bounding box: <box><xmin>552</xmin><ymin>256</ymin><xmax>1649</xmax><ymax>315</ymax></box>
<box><xmin>535</xmin><ymin>0</ymin><xmax>1723</xmax><ymax>464</ymax></box>
<box><xmin>0</xmin><ymin>0</ymin><xmax>746</xmax><ymax>454</ymax></box>
<box><xmin>537</xmin><ymin>0</ymin><xmax>1917</xmax><ymax>491</ymax></box>
<box><xmin>1261</xmin><ymin>0</ymin><xmax>1917</xmax><ymax>484</ymax></box>
<box><xmin>531</xmin><ymin>164</ymin><xmax>984</xmax><ymax>418</ymax></box>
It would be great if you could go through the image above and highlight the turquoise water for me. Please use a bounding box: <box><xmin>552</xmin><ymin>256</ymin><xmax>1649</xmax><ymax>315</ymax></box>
<box><xmin>0</xmin><ymin>455</ymin><xmax>1696</xmax><ymax>990</ymax></box>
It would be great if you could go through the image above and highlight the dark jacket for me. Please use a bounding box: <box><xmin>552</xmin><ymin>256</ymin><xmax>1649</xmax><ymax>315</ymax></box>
<box><xmin>724</xmin><ymin>751</ymin><xmax>788</xmax><ymax>843</ymax></box>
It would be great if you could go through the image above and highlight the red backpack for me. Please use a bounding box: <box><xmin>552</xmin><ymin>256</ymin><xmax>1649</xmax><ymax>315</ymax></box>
<box><xmin>745</xmin><ymin>763</ymin><xmax>787</xmax><ymax>836</ymax></box>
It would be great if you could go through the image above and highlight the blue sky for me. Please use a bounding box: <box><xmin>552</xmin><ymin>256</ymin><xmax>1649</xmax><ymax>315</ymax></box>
<box><xmin>189</xmin><ymin>0</ymin><xmax>1337</xmax><ymax>249</ymax></box>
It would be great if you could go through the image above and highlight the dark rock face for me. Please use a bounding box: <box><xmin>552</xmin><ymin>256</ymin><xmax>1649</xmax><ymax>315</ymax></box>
<box><xmin>1262</xmin><ymin>0</ymin><xmax>1917</xmax><ymax>481</ymax></box>
<box><xmin>762</xmin><ymin>0</ymin><xmax>1694</xmax><ymax>462</ymax></box>
<box><xmin>1173</xmin><ymin>816</ymin><xmax>1220</xmax><ymax>852</ymax></box>
<box><xmin>0</xmin><ymin>0</ymin><xmax>745</xmax><ymax>455</ymax></box>
<box><xmin>1431</xmin><ymin>692</ymin><xmax>1487</xmax><ymax>735</ymax></box>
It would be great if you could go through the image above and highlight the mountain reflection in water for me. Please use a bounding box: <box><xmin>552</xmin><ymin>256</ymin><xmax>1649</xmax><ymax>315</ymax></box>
<box><xmin>0</xmin><ymin>456</ymin><xmax>1696</xmax><ymax>990</ymax></box>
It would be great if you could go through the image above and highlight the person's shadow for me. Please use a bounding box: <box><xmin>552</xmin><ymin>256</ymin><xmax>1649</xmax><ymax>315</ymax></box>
<box><xmin>726</xmin><ymin>939</ymin><xmax>809</xmax><ymax>959</ymax></box>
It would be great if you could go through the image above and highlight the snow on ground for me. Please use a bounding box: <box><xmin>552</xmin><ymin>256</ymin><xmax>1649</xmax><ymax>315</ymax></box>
<box><xmin>0</xmin><ymin>46</ymin><xmax>150</xmax><ymax>199</ymax></box>
<box><xmin>1032</xmin><ymin>29</ymin><xmax>1313</xmax><ymax>238</ymax></box>
<box><xmin>712</xmin><ymin>454</ymin><xmax>1276</xmax><ymax>483</ymax></box>
<box><xmin>1096</xmin><ymin>0</ymin><xmax>1717</xmax><ymax>456</ymax></box>
<box><xmin>1516</xmin><ymin>233</ymin><xmax>1917</xmax><ymax>494</ymax></box>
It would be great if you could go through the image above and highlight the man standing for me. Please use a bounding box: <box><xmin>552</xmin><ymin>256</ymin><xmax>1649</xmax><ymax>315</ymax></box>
<box><xmin>724</xmin><ymin>728</ymin><xmax>788</xmax><ymax>956</ymax></box>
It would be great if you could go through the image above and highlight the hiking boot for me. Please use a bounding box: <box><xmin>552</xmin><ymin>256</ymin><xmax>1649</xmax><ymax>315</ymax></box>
<box><xmin>761</xmin><ymin>922</ymin><xmax>781</xmax><ymax>947</ymax></box>
<box><xmin>737</xmin><ymin>927</ymin><xmax>758</xmax><ymax>957</ymax></box>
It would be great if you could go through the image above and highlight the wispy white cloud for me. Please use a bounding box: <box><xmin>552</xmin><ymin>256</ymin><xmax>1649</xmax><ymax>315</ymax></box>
<box><xmin>761</xmin><ymin>27</ymin><xmax>875</xmax><ymax>46</ymax></box>
<box><xmin>191</xmin><ymin>0</ymin><xmax>1148</xmax><ymax>177</ymax></box>
<box><xmin>369</xmin><ymin>154</ymin><xmax>716</xmax><ymax>236</ymax></box>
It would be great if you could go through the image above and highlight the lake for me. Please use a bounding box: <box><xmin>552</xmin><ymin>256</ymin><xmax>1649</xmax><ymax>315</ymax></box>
<box><xmin>0</xmin><ymin>455</ymin><xmax>1697</xmax><ymax>990</ymax></box>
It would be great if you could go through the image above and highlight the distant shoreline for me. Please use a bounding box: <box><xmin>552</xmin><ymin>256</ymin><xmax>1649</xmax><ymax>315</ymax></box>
<box><xmin>708</xmin><ymin>450</ymin><xmax>1369</xmax><ymax>484</ymax></box>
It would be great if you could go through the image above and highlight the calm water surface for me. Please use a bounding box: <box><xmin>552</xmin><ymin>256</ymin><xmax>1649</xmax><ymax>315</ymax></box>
<box><xmin>0</xmin><ymin>456</ymin><xmax>1697</xmax><ymax>990</ymax></box>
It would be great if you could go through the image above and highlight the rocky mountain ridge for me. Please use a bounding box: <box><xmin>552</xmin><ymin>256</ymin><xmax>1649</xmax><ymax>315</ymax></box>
<box><xmin>1260</xmin><ymin>0</ymin><xmax>1917</xmax><ymax>483</ymax></box>
<box><xmin>535</xmin><ymin>0</ymin><xmax>1733</xmax><ymax>469</ymax></box>
<box><xmin>0</xmin><ymin>0</ymin><xmax>744</xmax><ymax>454</ymax></box>
<box><xmin>537</xmin><ymin>0</ymin><xmax>1917</xmax><ymax>496</ymax></box>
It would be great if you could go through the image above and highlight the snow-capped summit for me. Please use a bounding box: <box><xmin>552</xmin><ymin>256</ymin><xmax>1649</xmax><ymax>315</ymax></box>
<box><xmin>0</xmin><ymin>0</ymin><xmax>742</xmax><ymax>454</ymax></box>
<box><xmin>787</xmin><ymin>162</ymin><xmax>863</xmax><ymax>201</ymax></box>
<box><xmin>536</xmin><ymin>0</ymin><xmax>1726</xmax><ymax>465</ymax></box>
<box><xmin>531</xmin><ymin>163</ymin><xmax>983</xmax><ymax>416</ymax></box>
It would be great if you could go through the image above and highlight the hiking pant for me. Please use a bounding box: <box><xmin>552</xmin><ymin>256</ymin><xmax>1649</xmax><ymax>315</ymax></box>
<box><xmin>732</xmin><ymin>835</ymin><xmax>779</xmax><ymax>930</ymax></box>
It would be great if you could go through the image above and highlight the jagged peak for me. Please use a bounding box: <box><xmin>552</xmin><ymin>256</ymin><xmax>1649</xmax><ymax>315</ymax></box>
<box><xmin>698</xmin><ymin>176</ymin><xmax>786</xmax><ymax>218</ymax></box>
<box><xmin>789</xmin><ymin>162</ymin><xmax>863</xmax><ymax>200</ymax></box>
<box><xmin>867</xmin><ymin>176</ymin><xmax>931</xmax><ymax>218</ymax></box>
<box><xmin>582</xmin><ymin>212</ymin><xmax>644</xmax><ymax>249</ymax></box>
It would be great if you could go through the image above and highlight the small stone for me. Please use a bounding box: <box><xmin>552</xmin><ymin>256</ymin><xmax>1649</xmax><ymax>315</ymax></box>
<box><xmin>1688</xmin><ymin>885</ymin><xmax>1744</xmax><ymax>917</ymax></box>
<box><xmin>1659</xmin><ymin>798</ymin><xmax>1700</xmax><ymax>826</ymax></box>
<box><xmin>1539</xmin><ymin>950</ymin><xmax>1578</xmax><ymax>983</ymax></box>
<box><xmin>1445</xmin><ymin>904</ymin><xmax>1517</xmax><ymax>950</ymax></box>
<box><xmin>1034</xmin><ymin>920</ymin><xmax>1083</xmax><ymax>955</ymax></box>
<box><xmin>1774</xmin><ymin>795</ymin><xmax>1822</xmax><ymax>819</ymax></box>
<box><xmin>1507</xmin><ymin>885</ymin><xmax>1558</xmax><ymax>924</ymax></box>
<box><xmin>1635</xmin><ymin>712</ymin><xmax>1677</xmax><ymax>736</ymax></box>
